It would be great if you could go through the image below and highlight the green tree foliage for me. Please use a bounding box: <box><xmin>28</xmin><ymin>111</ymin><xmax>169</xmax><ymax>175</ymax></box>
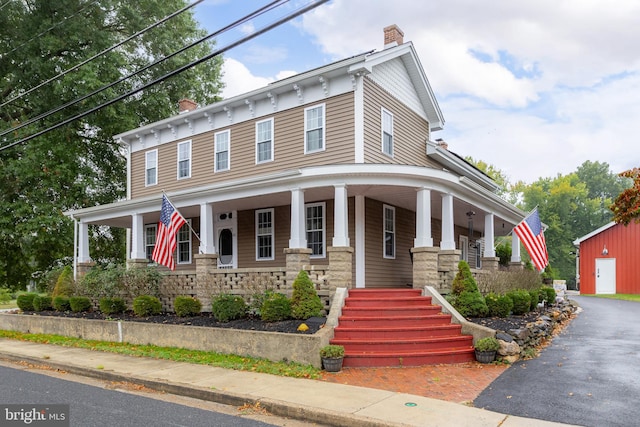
<box><xmin>0</xmin><ymin>0</ymin><xmax>224</xmax><ymax>289</ymax></box>
<box><xmin>611</xmin><ymin>168</ymin><xmax>640</xmax><ymax>225</ymax></box>
<box><xmin>451</xmin><ymin>261</ymin><xmax>477</xmax><ymax>295</ymax></box>
<box><xmin>450</xmin><ymin>261</ymin><xmax>488</xmax><ymax>317</ymax></box>
<box><xmin>290</xmin><ymin>270</ymin><xmax>323</xmax><ymax>319</ymax></box>
<box><xmin>52</xmin><ymin>266</ymin><xmax>75</xmax><ymax>297</ymax></box>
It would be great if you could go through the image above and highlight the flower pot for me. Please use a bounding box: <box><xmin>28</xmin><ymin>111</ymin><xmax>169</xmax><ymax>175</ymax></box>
<box><xmin>322</xmin><ymin>357</ymin><xmax>343</xmax><ymax>372</ymax></box>
<box><xmin>475</xmin><ymin>350</ymin><xmax>496</xmax><ymax>364</ymax></box>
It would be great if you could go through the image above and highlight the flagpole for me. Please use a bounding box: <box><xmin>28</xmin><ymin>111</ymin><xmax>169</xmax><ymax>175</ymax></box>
<box><xmin>162</xmin><ymin>190</ymin><xmax>202</xmax><ymax>243</ymax></box>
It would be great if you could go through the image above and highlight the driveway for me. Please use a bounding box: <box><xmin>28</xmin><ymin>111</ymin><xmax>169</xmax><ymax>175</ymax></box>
<box><xmin>474</xmin><ymin>296</ymin><xmax>640</xmax><ymax>427</ymax></box>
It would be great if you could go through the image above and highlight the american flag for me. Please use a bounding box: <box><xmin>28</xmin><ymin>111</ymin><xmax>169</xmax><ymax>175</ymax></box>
<box><xmin>152</xmin><ymin>195</ymin><xmax>186</xmax><ymax>270</ymax></box>
<box><xmin>513</xmin><ymin>208</ymin><xmax>549</xmax><ymax>271</ymax></box>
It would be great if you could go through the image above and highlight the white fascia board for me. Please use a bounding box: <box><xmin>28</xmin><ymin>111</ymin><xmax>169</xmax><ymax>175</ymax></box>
<box><xmin>573</xmin><ymin>222</ymin><xmax>616</xmax><ymax>246</ymax></box>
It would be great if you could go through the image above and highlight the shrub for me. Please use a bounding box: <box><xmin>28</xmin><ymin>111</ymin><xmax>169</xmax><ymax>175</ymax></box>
<box><xmin>485</xmin><ymin>293</ymin><xmax>513</xmax><ymax>318</ymax></box>
<box><xmin>528</xmin><ymin>289</ymin><xmax>540</xmax><ymax>311</ymax></box>
<box><xmin>451</xmin><ymin>261</ymin><xmax>478</xmax><ymax>295</ymax></box>
<box><xmin>320</xmin><ymin>345</ymin><xmax>344</xmax><ymax>358</ymax></box>
<box><xmin>475</xmin><ymin>337</ymin><xmax>500</xmax><ymax>352</ymax></box>
<box><xmin>290</xmin><ymin>270</ymin><xmax>323</xmax><ymax>320</ymax></box>
<box><xmin>249</xmin><ymin>290</ymin><xmax>275</xmax><ymax>317</ymax></box>
<box><xmin>0</xmin><ymin>288</ymin><xmax>13</xmax><ymax>304</ymax></box>
<box><xmin>453</xmin><ymin>291</ymin><xmax>488</xmax><ymax>318</ymax></box>
<box><xmin>211</xmin><ymin>294</ymin><xmax>247</xmax><ymax>323</ymax></box>
<box><xmin>174</xmin><ymin>296</ymin><xmax>202</xmax><ymax>317</ymax></box>
<box><xmin>78</xmin><ymin>264</ymin><xmax>125</xmax><ymax>300</ymax></box>
<box><xmin>69</xmin><ymin>296</ymin><xmax>92</xmax><ymax>313</ymax></box>
<box><xmin>506</xmin><ymin>290</ymin><xmax>532</xmax><ymax>315</ymax></box>
<box><xmin>123</xmin><ymin>267</ymin><xmax>161</xmax><ymax>299</ymax></box>
<box><xmin>540</xmin><ymin>286</ymin><xmax>557</xmax><ymax>304</ymax></box>
<box><xmin>476</xmin><ymin>269</ymin><xmax>543</xmax><ymax>294</ymax></box>
<box><xmin>52</xmin><ymin>266</ymin><xmax>75</xmax><ymax>297</ymax></box>
<box><xmin>32</xmin><ymin>295</ymin><xmax>53</xmax><ymax>311</ymax></box>
<box><xmin>261</xmin><ymin>293</ymin><xmax>292</xmax><ymax>322</ymax></box>
<box><xmin>99</xmin><ymin>297</ymin><xmax>126</xmax><ymax>315</ymax></box>
<box><xmin>133</xmin><ymin>295</ymin><xmax>162</xmax><ymax>317</ymax></box>
<box><xmin>53</xmin><ymin>296</ymin><xmax>71</xmax><ymax>311</ymax></box>
<box><xmin>16</xmin><ymin>293</ymin><xmax>37</xmax><ymax>311</ymax></box>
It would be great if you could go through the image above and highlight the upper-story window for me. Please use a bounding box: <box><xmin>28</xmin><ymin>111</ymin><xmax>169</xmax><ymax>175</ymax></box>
<box><xmin>215</xmin><ymin>130</ymin><xmax>230</xmax><ymax>172</ymax></box>
<box><xmin>256</xmin><ymin>208</ymin><xmax>274</xmax><ymax>260</ymax></box>
<box><xmin>306</xmin><ymin>202</ymin><xmax>326</xmax><ymax>258</ymax></box>
<box><xmin>177</xmin><ymin>140</ymin><xmax>191</xmax><ymax>179</ymax></box>
<box><xmin>177</xmin><ymin>219</ymin><xmax>192</xmax><ymax>264</ymax></box>
<box><xmin>145</xmin><ymin>149</ymin><xmax>157</xmax><ymax>186</ymax></box>
<box><xmin>383</xmin><ymin>204</ymin><xmax>395</xmax><ymax>259</ymax></box>
<box><xmin>382</xmin><ymin>108</ymin><xmax>394</xmax><ymax>157</ymax></box>
<box><xmin>304</xmin><ymin>104</ymin><xmax>325</xmax><ymax>153</ymax></box>
<box><xmin>256</xmin><ymin>118</ymin><xmax>274</xmax><ymax>164</ymax></box>
<box><xmin>145</xmin><ymin>224</ymin><xmax>157</xmax><ymax>263</ymax></box>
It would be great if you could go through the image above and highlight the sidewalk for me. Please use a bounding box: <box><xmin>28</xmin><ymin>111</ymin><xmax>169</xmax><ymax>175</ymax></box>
<box><xmin>0</xmin><ymin>339</ymin><xmax>579</xmax><ymax>427</ymax></box>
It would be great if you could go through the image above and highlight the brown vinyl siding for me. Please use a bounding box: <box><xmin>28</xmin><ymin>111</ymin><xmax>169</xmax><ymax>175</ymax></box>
<box><xmin>362</xmin><ymin>78</ymin><xmax>440</xmax><ymax>168</ymax></box>
<box><xmin>364</xmin><ymin>197</ymin><xmax>414</xmax><ymax>288</ymax></box>
<box><xmin>130</xmin><ymin>93</ymin><xmax>355</xmax><ymax>199</ymax></box>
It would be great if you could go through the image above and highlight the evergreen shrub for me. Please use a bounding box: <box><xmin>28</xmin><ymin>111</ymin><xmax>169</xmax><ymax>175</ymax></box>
<box><xmin>290</xmin><ymin>270</ymin><xmax>323</xmax><ymax>319</ymax></box>
<box><xmin>528</xmin><ymin>289</ymin><xmax>540</xmax><ymax>311</ymax></box>
<box><xmin>0</xmin><ymin>288</ymin><xmax>12</xmax><ymax>304</ymax></box>
<box><xmin>451</xmin><ymin>261</ymin><xmax>478</xmax><ymax>295</ymax></box>
<box><xmin>455</xmin><ymin>291</ymin><xmax>488</xmax><ymax>317</ymax></box>
<box><xmin>540</xmin><ymin>286</ymin><xmax>557</xmax><ymax>304</ymax></box>
<box><xmin>99</xmin><ymin>297</ymin><xmax>126</xmax><ymax>315</ymax></box>
<box><xmin>69</xmin><ymin>296</ymin><xmax>92</xmax><ymax>313</ymax></box>
<box><xmin>211</xmin><ymin>294</ymin><xmax>247</xmax><ymax>322</ymax></box>
<box><xmin>16</xmin><ymin>293</ymin><xmax>37</xmax><ymax>311</ymax></box>
<box><xmin>133</xmin><ymin>295</ymin><xmax>162</xmax><ymax>317</ymax></box>
<box><xmin>33</xmin><ymin>295</ymin><xmax>53</xmax><ymax>311</ymax></box>
<box><xmin>485</xmin><ymin>293</ymin><xmax>513</xmax><ymax>318</ymax></box>
<box><xmin>174</xmin><ymin>296</ymin><xmax>202</xmax><ymax>317</ymax></box>
<box><xmin>52</xmin><ymin>266</ymin><xmax>75</xmax><ymax>297</ymax></box>
<box><xmin>53</xmin><ymin>296</ymin><xmax>71</xmax><ymax>311</ymax></box>
<box><xmin>506</xmin><ymin>290</ymin><xmax>531</xmax><ymax>315</ymax></box>
<box><xmin>261</xmin><ymin>293</ymin><xmax>292</xmax><ymax>322</ymax></box>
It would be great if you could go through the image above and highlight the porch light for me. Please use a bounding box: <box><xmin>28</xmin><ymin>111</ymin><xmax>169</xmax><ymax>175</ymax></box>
<box><xmin>602</xmin><ymin>245</ymin><xmax>608</xmax><ymax>256</ymax></box>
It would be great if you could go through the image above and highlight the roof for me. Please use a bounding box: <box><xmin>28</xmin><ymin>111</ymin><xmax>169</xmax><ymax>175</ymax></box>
<box><xmin>573</xmin><ymin>222</ymin><xmax>617</xmax><ymax>246</ymax></box>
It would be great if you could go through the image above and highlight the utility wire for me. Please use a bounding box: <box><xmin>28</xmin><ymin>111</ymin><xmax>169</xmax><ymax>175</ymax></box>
<box><xmin>0</xmin><ymin>1</ymin><xmax>13</xmax><ymax>11</ymax></box>
<box><xmin>0</xmin><ymin>0</ymin><xmax>287</xmax><ymax>139</ymax></box>
<box><xmin>0</xmin><ymin>0</ymin><xmax>329</xmax><ymax>153</ymax></box>
<box><xmin>1</xmin><ymin>0</ymin><xmax>205</xmax><ymax>109</ymax></box>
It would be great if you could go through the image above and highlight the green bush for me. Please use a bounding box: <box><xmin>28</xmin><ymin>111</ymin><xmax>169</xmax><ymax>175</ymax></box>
<box><xmin>290</xmin><ymin>270</ymin><xmax>323</xmax><ymax>319</ymax></box>
<box><xmin>53</xmin><ymin>296</ymin><xmax>71</xmax><ymax>311</ymax></box>
<box><xmin>52</xmin><ymin>265</ymin><xmax>75</xmax><ymax>297</ymax></box>
<box><xmin>451</xmin><ymin>261</ymin><xmax>478</xmax><ymax>295</ymax></box>
<box><xmin>32</xmin><ymin>295</ymin><xmax>53</xmax><ymax>311</ymax></box>
<box><xmin>528</xmin><ymin>289</ymin><xmax>540</xmax><ymax>311</ymax></box>
<box><xmin>540</xmin><ymin>286</ymin><xmax>556</xmax><ymax>304</ymax></box>
<box><xmin>99</xmin><ymin>297</ymin><xmax>126</xmax><ymax>315</ymax></box>
<box><xmin>16</xmin><ymin>293</ymin><xmax>37</xmax><ymax>311</ymax></box>
<box><xmin>476</xmin><ymin>269</ymin><xmax>542</xmax><ymax>294</ymax></box>
<box><xmin>69</xmin><ymin>296</ymin><xmax>92</xmax><ymax>313</ymax></box>
<box><xmin>261</xmin><ymin>293</ymin><xmax>292</xmax><ymax>322</ymax></box>
<box><xmin>475</xmin><ymin>337</ymin><xmax>500</xmax><ymax>352</ymax></box>
<box><xmin>133</xmin><ymin>295</ymin><xmax>162</xmax><ymax>317</ymax></box>
<box><xmin>78</xmin><ymin>264</ymin><xmax>125</xmax><ymax>300</ymax></box>
<box><xmin>249</xmin><ymin>290</ymin><xmax>275</xmax><ymax>317</ymax></box>
<box><xmin>174</xmin><ymin>296</ymin><xmax>202</xmax><ymax>317</ymax></box>
<box><xmin>0</xmin><ymin>288</ymin><xmax>12</xmax><ymax>304</ymax></box>
<box><xmin>452</xmin><ymin>290</ymin><xmax>488</xmax><ymax>318</ymax></box>
<box><xmin>506</xmin><ymin>290</ymin><xmax>532</xmax><ymax>315</ymax></box>
<box><xmin>485</xmin><ymin>293</ymin><xmax>513</xmax><ymax>318</ymax></box>
<box><xmin>211</xmin><ymin>294</ymin><xmax>247</xmax><ymax>323</ymax></box>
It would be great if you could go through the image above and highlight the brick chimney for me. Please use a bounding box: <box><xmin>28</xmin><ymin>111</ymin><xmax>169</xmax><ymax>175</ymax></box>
<box><xmin>384</xmin><ymin>24</ymin><xmax>404</xmax><ymax>49</ymax></box>
<box><xmin>435</xmin><ymin>138</ymin><xmax>449</xmax><ymax>150</ymax></box>
<box><xmin>178</xmin><ymin>98</ymin><xmax>197</xmax><ymax>113</ymax></box>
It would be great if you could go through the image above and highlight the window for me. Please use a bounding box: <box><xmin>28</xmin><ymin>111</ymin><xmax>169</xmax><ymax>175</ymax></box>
<box><xmin>304</xmin><ymin>104</ymin><xmax>325</xmax><ymax>153</ymax></box>
<box><xmin>145</xmin><ymin>224</ymin><xmax>157</xmax><ymax>263</ymax></box>
<box><xmin>256</xmin><ymin>118</ymin><xmax>274</xmax><ymax>163</ymax></box>
<box><xmin>145</xmin><ymin>150</ymin><xmax>157</xmax><ymax>186</ymax></box>
<box><xmin>177</xmin><ymin>220</ymin><xmax>191</xmax><ymax>264</ymax></box>
<box><xmin>215</xmin><ymin>130</ymin><xmax>230</xmax><ymax>172</ymax></box>
<box><xmin>383</xmin><ymin>205</ymin><xmax>395</xmax><ymax>258</ymax></box>
<box><xmin>256</xmin><ymin>208</ymin><xmax>274</xmax><ymax>260</ymax></box>
<box><xmin>306</xmin><ymin>202</ymin><xmax>326</xmax><ymax>258</ymax></box>
<box><xmin>177</xmin><ymin>140</ymin><xmax>191</xmax><ymax>179</ymax></box>
<box><xmin>382</xmin><ymin>108</ymin><xmax>393</xmax><ymax>156</ymax></box>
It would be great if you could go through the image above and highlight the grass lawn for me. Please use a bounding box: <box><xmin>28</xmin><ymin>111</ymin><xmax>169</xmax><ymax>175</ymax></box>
<box><xmin>582</xmin><ymin>294</ymin><xmax>640</xmax><ymax>302</ymax></box>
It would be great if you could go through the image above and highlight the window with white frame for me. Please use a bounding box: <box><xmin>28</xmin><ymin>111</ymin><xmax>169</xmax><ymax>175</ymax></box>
<box><xmin>145</xmin><ymin>150</ymin><xmax>157</xmax><ymax>186</ymax></box>
<box><xmin>383</xmin><ymin>205</ymin><xmax>395</xmax><ymax>258</ymax></box>
<box><xmin>177</xmin><ymin>140</ymin><xmax>191</xmax><ymax>179</ymax></box>
<box><xmin>306</xmin><ymin>202</ymin><xmax>326</xmax><ymax>258</ymax></box>
<box><xmin>177</xmin><ymin>220</ymin><xmax>191</xmax><ymax>264</ymax></box>
<box><xmin>145</xmin><ymin>224</ymin><xmax>157</xmax><ymax>263</ymax></box>
<box><xmin>256</xmin><ymin>118</ymin><xmax>274</xmax><ymax>163</ymax></box>
<box><xmin>304</xmin><ymin>104</ymin><xmax>325</xmax><ymax>153</ymax></box>
<box><xmin>256</xmin><ymin>208</ymin><xmax>274</xmax><ymax>260</ymax></box>
<box><xmin>215</xmin><ymin>130</ymin><xmax>230</xmax><ymax>172</ymax></box>
<box><xmin>382</xmin><ymin>108</ymin><xmax>393</xmax><ymax>156</ymax></box>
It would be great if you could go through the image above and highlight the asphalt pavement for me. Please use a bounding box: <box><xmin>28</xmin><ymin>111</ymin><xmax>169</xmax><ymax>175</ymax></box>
<box><xmin>474</xmin><ymin>296</ymin><xmax>640</xmax><ymax>427</ymax></box>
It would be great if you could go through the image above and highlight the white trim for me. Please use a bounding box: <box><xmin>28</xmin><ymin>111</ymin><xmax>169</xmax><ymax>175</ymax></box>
<box><xmin>383</xmin><ymin>204</ymin><xmax>396</xmax><ymax>259</ymax></box>
<box><xmin>177</xmin><ymin>140</ymin><xmax>192</xmax><ymax>180</ymax></box>
<box><xmin>255</xmin><ymin>118</ymin><xmax>274</xmax><ymax>164</ymax></box>
<box><xmin>354</xmin><ymin>75</ymin><xmax>365</xmax><ymax>163</ymax></box>
<box><xmin>573</xmin><ymin>222</ymin><xmax>616</xmax><ymax>246</ymax></box>
<box><xmin>304</xmin><ymin>103</ymin><xmax>325</xmax><ymax>154</ymax></box>
<box><xmin>214</xmin><ymin>130</ymin><xmax>230</xmax><ymax>172</ymax></box>
<box><xmin>306</xmin><ymin>201</ymin><xmax>326</xmax><ymax>258</ymax></box>
<box><xmin>255</xmin><ymin>208</ymin><xmax>275</xmax><ymax>261</ymax></box>
<box><xmin>355</xmin><ymin>195</ymin><xmax>365</xmax><ymax>288</ymax></box>
<box><xmin>177</xmin><ymin>219</ymin><xmax>192</xmax><ymax>264</ymax></box>
<box><xmin>381</xmin><ymin>107</ymin><xmax>394</xmax><ymax>157</ymax></box>
<box><xmin>144</xmin><ymin>223</ymin><xmax>157</xmax><ymax>263</ymax></box>
<box><xmin>145</xmin><ymin>149</ymin><xmax>157</xmax><ymax>187</ymax></box>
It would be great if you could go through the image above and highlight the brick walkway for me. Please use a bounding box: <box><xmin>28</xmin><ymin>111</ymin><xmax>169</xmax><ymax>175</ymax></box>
<box><xmin>319</xmin><ymin>362</ymin><xmax>508</xmax><ymax>404</ymax></box>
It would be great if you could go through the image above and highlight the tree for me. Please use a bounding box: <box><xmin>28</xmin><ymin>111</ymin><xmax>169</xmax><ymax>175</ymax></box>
<box><xmin>611</xmin><ymin>168</ymin><xmax>640</xmax><ymax>225</ymax></box>
<box><xmin>576</xmin><ymin>161</ymin><xmax>630</xmax><ymax>222</ymax></box>
<box><xmin>0</xmin><ymin>0</ymin><xmax>224</xmax><ymax>289</ymax></box>
<box><xmin>465</xmin><ymin>156</ymin><xmax>522</xmax><ymax>204</ymax></box>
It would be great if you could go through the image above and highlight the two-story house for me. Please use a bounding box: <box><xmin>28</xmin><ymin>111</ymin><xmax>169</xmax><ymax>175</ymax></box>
<box><xmin>67</xmin><ymin>25</ymin><xmax>527</xmax><ymax>309</ymax></box>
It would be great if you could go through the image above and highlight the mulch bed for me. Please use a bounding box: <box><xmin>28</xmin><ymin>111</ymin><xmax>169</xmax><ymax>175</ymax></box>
<box><xmin>466</xmin><ymin>311</ymin><xmax>540</xmax><ymax>332</ymax></box>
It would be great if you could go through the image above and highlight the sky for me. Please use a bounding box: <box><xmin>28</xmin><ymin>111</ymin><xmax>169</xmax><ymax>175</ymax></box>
<box><xmin>193</xmin><ymin>0</ymin><xmax>639</xmax><ymax>184</ymax></box>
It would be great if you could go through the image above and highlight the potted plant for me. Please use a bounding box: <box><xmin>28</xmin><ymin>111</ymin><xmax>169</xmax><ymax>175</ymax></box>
<box><xmin>474</xmin><ymin>337</ymin><xmax>500</xmax><ymax>363</ymax></box>
<box><xmin>320</xmin><ymin>344</ymin><xmax>344</xmax><ymax>372</ymax></box>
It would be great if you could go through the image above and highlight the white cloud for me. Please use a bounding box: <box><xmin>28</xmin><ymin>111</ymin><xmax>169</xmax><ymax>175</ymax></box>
<box><xmin>221</xmin><ymin>58</ymin><xmax>274</xmax><ymax>98</ymax></box>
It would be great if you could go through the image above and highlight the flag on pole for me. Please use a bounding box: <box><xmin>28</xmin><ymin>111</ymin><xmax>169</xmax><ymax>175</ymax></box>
<box><xmin>513</xmin><ymin>208</ymin><xmax>549</xmax><ymax>271</ymax></box>
<box><xmin>152</xmin><ymin>194</ymin><xmax>186</xmax><ymax>270</ymax></box>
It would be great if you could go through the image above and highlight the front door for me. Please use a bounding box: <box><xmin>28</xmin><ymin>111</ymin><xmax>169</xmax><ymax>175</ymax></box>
<box><xmin>595</xmin><ymin>258</ymin><xmax>616</xmax><ymax>294</ymax></box>
<box><xmin>215</xmin><ymin>211</ymin><xmax>237</xmax><ymax>269</ymax></box>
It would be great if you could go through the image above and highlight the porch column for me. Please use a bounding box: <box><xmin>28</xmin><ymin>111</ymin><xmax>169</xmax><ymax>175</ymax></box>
<box><xmin>482</xmin><ymin>212</ymin><xmax>499</xmax><ymax>271</ymax></box>
<box><xmin>289</xmin><ymin>188</ymin><xmax>306</xmax><ymax>249</ymax></box>
<box><xmin>355</xmin><ymin>195</ymin><xmax>365</xmax><ymax>288</ymax></box>
<box><xmin>332</xmin><ymin>184</ymin><xmax>350</xmax><ymax>247</ymax></box>
<box><xmin>440</xmin><ymin>194</ymin><xmax>455</xmax><ymax>250</ymax></box>
<box><xmin>510</xmin><ymin>233</ymin><xmax>524</xmax><ymax>270</ymax></box>
<box><xmin>414</xmin><ymin>187</ymin><xmax>433</xmax><ymax>247</ymax></box>
<box><xmin>130</xmin><ymin>213</ymin><xmax>146</xmax><ymax>260</ymax></box>
<box><xmin>199</xmin><ymin>202</ymin><xmax>215</xmax><ymax>254</ymax></box>
<box><xmin>78</xmin><ymin>221</ymin><xmax>91</xmax><ymax>263</ymax></box>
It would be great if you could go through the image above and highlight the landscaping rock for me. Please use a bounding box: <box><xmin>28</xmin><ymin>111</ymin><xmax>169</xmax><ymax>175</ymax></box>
<box><xmin>495</xmin><ymin>332</ymin><xmax>513</xmax><ymax>342</ymax></box>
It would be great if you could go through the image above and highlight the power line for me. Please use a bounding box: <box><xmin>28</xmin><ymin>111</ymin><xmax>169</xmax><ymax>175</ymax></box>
<box><xmin>1</xmin><ymin>0</ymin><xmax>205</xmax><ymax>109</ymax></box>
<box><xmin>0</xmin><ymin>0</ymin><xmax>329</xmax><ymax>153</ymax></box>
<box><xmin>0</xmin><ymin>0</ymin><xmax>287</xmax><ymax>139</ymax></box>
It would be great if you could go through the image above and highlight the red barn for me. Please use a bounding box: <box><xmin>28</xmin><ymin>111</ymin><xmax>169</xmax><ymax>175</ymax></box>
<box><xmin>573</xmin><ymin>221</ymin><xmax>640</xmax><ymax>294</ymax></box>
